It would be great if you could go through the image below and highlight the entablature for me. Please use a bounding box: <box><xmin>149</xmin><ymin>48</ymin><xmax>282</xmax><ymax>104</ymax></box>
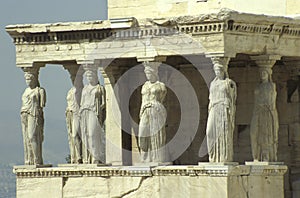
<box><xmin>6</xmin><ymin>9</ymin><xmax>300</xmax><ymax>67</ymax></box>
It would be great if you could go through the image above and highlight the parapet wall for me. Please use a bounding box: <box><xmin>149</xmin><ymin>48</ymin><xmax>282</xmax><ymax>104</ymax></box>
<box><xmin>108</xmin><ymin>0</ymin><xmax>290</xmax><ymax>19</ymax></box>
<box><xmin>14</xmin><ymin>164</ymin><xmax>287</xmax><ymax>198</ymax></box>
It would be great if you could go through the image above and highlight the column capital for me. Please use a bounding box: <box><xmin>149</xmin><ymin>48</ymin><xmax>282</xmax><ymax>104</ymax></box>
<box><xmin>250</xmin><ymin>55</ymin><xmax>281</xmax><ymax>68</ymax></box>
<box><xmin>211</xmin><ymin>57</ymin><xmax>230</xmax><ymax>67</ymax></box>
<box><xmin>142</xmin><ymin>61</ymin><xmax>162</xmax><ymax>68</ymax></box>
<box><xmin>82</xmin><ymin>63</ymin><xmax>99</xmax><ymax>73</ymax></box>
<box><xmin>137</xmin><ymin>56</ymin><xmax>167</xmax><ymax>63</ymax></box>
<box><xmin>76</xmin><ymin>59</ymin><xmax>95</xmax><ymax>65</ymax></box>
<box><xmin>21</xmin><ymin>67</ymin><xmax>39</xmax><ymax>75</ymax></box>
<box><xmin>205</xmin><ymin>52</ymin><xmax>236</xmax><ymax>59</ymax></box>
<box><xmin>21</xmin><ymin>66</ymin><xmax>44</xmax><ymax>82</ymax></box>
<box><xmin>19</xmin><ymin>62</ymin><xmax>46</xmax><ymax>69</ymax></box>
<box><xmin>208</xmin><ymin>56</ymin><xmax>231</xmax><ymax>73</ymax></box>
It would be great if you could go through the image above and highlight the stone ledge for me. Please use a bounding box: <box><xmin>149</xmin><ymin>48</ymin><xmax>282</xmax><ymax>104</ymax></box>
<box><xmin>245</xmin><ymin>161</ymin><xmax>285</xmax><ymax>165</ymax></box>
<box><xmin>133</xmin><ymin>162</ymin><xmax>173</xmax><ymax>167</ymax></box>
<box><xmin>7</xmin><ymin>9</ymin><xmax>300</xmax><ymax>45</ymax></box>
<box><xmin>13</xmin><ymin>164</ymin><xmax>288</xmax><ymax>178</ymax></box>
<box><xmin>13</xmin><ymin>164</ymin><xmax>52</xmax><ymax>169</ymax></box>
<box><xmin>57</xmin><ymin>163</ymin><xmax>112</xmax><ymax>168</ymax></box>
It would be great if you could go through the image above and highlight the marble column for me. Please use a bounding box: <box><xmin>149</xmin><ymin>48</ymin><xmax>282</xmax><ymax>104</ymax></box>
<box><xmin>206</xmin><ymin>56</ymin><xmax>237</xmax><ymax>163</ymax></box>
<box><xmin>20</xmin><ymin>65</ymin><xmax>46</xmax><ymax>165</ymax></box>
<box><xmin>100</xmin><ymin>67</ymin><xmax>123</xmax><ymax>165</ymax></box>
<box><xmin>80</xmin><ymin>64</ymin><xmax>105</xmax><ymax>164</ymax></box>
<box><xmin>250</xmin><ymin>55</ymin><xmax>281</xmax><ymax>162</ymax></box>
<box><xmin>63</xmin><ymin>64</ymin><xmax>83</xmax><ymax>164</ymax></box>
<box><xmin>138</xmin><ymin>61</ymin><xmax>168</xmax><ymax>164</ymax></box>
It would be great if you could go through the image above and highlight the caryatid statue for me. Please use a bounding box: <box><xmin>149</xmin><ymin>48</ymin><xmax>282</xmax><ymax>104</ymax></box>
<box><xmin>138</xmin><ymin>62</ymin><xmax>167</xmax><ymax>163</ymax></box>
<box><xmin>21</xmin><ymin>69</ymin><xmax>46</xmax><ymax>165</ymax></box>
<box><xmin>206</xmin><ymin>58</ymin><xmax>237</xmax><ymax>163</ymax></box>
<box><xmin>250</xmin><ymin>67</ymin><xmax>279</xmax><ymax>162</ymax></box>
<box><xmin>66</xmin><ymin>71</ymin><xmax>83</xmax><ymax>164</ymax></box>
<box><xmin>80</xmin><ymin>67</ymin><xmax>105</xmax><ymax>164</ymax></box>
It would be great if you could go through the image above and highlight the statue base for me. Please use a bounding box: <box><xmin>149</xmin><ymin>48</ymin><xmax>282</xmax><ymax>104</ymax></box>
<box><xmin>13</xmin><ymin>164</ymin><xmax>52</xmax><ymax>169</ymax></box>
<box><xmin>133</xmin><ymin>162</ymin><xmax>173</xmax><ymax>167</ymax></box>
<box><xmin>13</xmin><ymin>164</ymin><xmax>287</xmax><ymax>198</ymax></box>
<box><xmin>57</xmin><ymin>163</ymin><xmax>112</xmax><ymax>168</ymax></box>
<box><xmin>245</xmin><ymin>161</ymin><xmax>285</xmax><ymax>165</ymax></box>
<box><xmin>198</xmin><ymin>162</ymin><xmax>239</xmax><ymax>166</ymax></box>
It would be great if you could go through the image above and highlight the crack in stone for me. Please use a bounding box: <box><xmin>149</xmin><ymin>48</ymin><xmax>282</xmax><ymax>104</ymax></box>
<box><xmin>113</xmin><ymin>176</ymin><xmax>149</xmax><ymax>198</ymax></box>
<box><xmin>62</xmin><ymin>177</ymin><xmax>69</xmax><ymax>188</ymax></box>
<box><xmin>62</xmin><ymin>177</ymin><xmax>69</xmax><ymax>197</ymax></box>
<box><xmin>240</xmin><ymin>176</ymin><xmax>249</xmax><ymax>198</ymax></box>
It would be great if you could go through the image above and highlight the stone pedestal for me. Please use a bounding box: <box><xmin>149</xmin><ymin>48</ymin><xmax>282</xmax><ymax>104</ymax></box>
<box><xmin>13</xmin><ymin>164</ymin><xmax>287</xmax><ymax>198</ymax></box>
<box><xmin>133</xmin><ymin>162</ymin><xmax>173</xmax><ymax>167</ymax></box>
<box><xmin>245</xmin><ymin>161</ymin><xmax>285</xmax><ymax>165</ymax></box>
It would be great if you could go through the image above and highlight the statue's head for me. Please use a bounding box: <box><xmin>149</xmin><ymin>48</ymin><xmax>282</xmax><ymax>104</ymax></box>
<box><xmin>259</xmin><ymin>67</ymin><xmax>272</xmax><ymax>82</ymax></box>
<box><xmin>23</xmin><ymin>67</ymin><xmax>40</xmax><ymax>88</ymax></box>
<box><xmin>211</xmin><ymin>57</ymin><xmax>229</xmax><ymax>80</ymax></box>
<box><xmin>213</xmin><ymin>64</ymin><xmax>226</xmax><ymax>80</ymax></box>
<box><xmin>85</xmin><ymin>70</ymin><xmax>98</xmax><ymax>85</ymax></box>
<box><xmin>143</xmin><ymin>61</ymin><xmax>159</xmax><ymax>83</ymax></box>
<box><xmin>24</xmin><ymin>72</ymin><xmax>37</xmax><ymax>88</ymax></box>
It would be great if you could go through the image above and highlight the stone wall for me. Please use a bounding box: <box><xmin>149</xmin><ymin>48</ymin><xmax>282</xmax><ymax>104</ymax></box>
<box><xmin>287</xmin><ymin>0</ymin><xmax>300</xmax><ymax>15</ymax></box>
<box><xmin>108</xmin><ymin>0</ymin><xmax>289</xmax><ymax>19</ymax></box>
<box><xmin>14</xmin><ymin>165</ymin><xmax>287</xmax><ymax>198</ymax></box>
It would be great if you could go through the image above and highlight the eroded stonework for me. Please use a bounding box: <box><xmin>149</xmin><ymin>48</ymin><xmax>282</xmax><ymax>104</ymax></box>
<box><xmin>6</xmin><ymin>8</ymin><xmax>300</xmax><ymax>198</ymax></box>
<box><xmin>14</xmin><ymin>165</ymin><xmax>287</xmax><ymax>198</ymax></box>
<box><xmin>108</xmin><ymin>0</ymin><xmax>292</xmax><ymax>19</ymax></box>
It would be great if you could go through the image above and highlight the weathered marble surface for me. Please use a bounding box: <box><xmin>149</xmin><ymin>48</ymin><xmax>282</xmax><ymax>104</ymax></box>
<box><xmin>21</xmin><ymin>70</ymin><xmax>46</xmax><ymax>165</ymax></box>
<box><xmin>14</xmin><ymin>165</ymin><xmax>287</xmax><ymax>198</ymax></box>
<box><xmin>66</xmin><ymin>75</ymin><xmax>83</xmax><ymax>164</ymax></box>
<box><xmin>63</xmin><ymin>177</ymin><xmax>142</xmax><ymax>198</ymax></box>
<box><xmin>250</xmin><ymin>67</ymin><xmax>279</xmax><ymax>162</ymax></box>
<box><xmin>80</xmin><ymin>69</ymin><xmax>105</xmax><ymax>164</ymax></box>
<box><xmin>206</xmin><ymin>59</ymin><xmax>237</xmax><ymax>162</ymax></box>
<box><xmin>108</xmin><ymin>0</ymin><xmax>291</xmax><ymax>19</ymax></box>
<box><xmin>17</xmin><ymin>178</ymin><xmax>62</xmax><ymax>198</ymax></box>
<box><xmin>5</xmin><ymin>7</ymin><xmax>300</xmax><ymax>198</ymax></box>
<box><xmin>7</xmin><ymin>10</ymin><xmax>300</xmax><ymax>70</ymax></box>
<box><xmin>138</xmin><ymin>62</ymin><xmax>167</xmax><ymax>163</ymax></box>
